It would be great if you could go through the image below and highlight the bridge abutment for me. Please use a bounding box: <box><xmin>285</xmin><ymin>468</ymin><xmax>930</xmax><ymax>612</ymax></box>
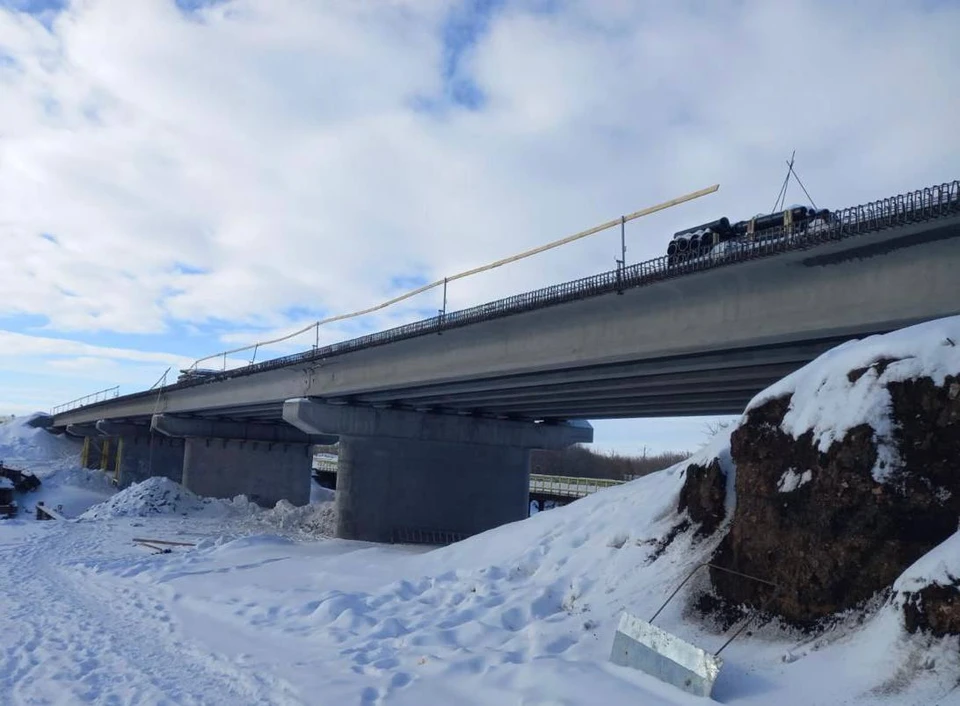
<box><xmin>283</xmin><ymin>398</ymin><xmax>592</xmax><ymax>542</ymax></box>
<box><xmin>151</xmin><ymin>415</ymin><xmax>335</xmax><ymax>507</ymax></box>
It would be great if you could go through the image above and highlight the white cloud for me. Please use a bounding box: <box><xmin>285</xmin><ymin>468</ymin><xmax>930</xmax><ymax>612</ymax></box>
<box><xmin>0</xmin><ymin>329</ymin><xmax>186</xmax><ymax>365</ymax></box>
<box><xmin>0</xmin><ymin>0</ymin><xmax>958</xmax><ymax>444</ymax></box>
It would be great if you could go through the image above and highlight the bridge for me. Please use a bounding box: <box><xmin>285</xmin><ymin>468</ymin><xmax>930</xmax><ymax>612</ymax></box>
<box><xmin>47</xmin><ymin>179</ymin><xmax>960</xmax><ymax>543</ymax></box>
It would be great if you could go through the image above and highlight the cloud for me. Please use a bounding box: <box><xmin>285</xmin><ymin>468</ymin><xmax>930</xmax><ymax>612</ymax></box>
<box><xmin>0</xmin><ymin>0</ymin><xmax>958</xmax><ymax>444</ymax></box>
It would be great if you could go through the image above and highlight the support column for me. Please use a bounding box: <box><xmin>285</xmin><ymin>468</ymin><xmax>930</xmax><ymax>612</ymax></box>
<box><xmin>151</xmin><ymin>415</ymin><xmax>335</xmax><ymax>507</ymax></box>
<box><xmin>284</xmin><ymin>398</ymin><xmax>593</xmax><ymax>543</ymax></box>
<box><xmin>96</xmin><ymin>421</ymin><xmax>185</xmax><ymax>488</ymax></box>
<box><xmin>337</xmin><ymin>436</ymin><xmax>532</xmax><ymax>543</ymax></box>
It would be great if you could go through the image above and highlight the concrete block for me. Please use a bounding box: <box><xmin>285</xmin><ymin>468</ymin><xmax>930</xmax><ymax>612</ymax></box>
<box><xmin>609</xmin><ymin>612</ymin><xmax>722</xmax><ymax>698</ymax></box>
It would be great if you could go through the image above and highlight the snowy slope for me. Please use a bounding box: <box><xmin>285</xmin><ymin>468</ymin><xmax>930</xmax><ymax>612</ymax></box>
<box><xmin>0</xmin><ymin>412</ymin><xmax>79</xmax><ymax>465</ymax></box>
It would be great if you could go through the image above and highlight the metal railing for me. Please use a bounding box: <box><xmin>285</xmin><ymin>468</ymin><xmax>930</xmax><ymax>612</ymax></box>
<box><xmin>529</xmin><ymin>473</ymin><xmax>624</xmax><ymax>498</ymax></box>
<box><xmin>50</xmin><ymin>386</ymin><xmax>119</xmax><ymax>416</ymax></box>
<box><xmin>312</xmin><ymin>458</ymin><xmax>339</xmax><ymax>473</ymax></box>
<box><xmin>51</xmin><ymin>179</ymin><xmax>960</xmax><ymax>416</ymax></box>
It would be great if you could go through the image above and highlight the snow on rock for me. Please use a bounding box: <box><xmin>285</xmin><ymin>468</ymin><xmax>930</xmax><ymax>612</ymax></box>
<box><xmin>686</xmin><ymin>315</ymin><xmax>960</xmax><ymax>625</ymax></box>
<box><xmin>0</xmin><ymin>477</ymin><xmax>12</xmax><ymax>490</ymax></box>
<box><xmin>746</xmin><ymin>315</ymin><xmax>960</xmax><ymax>482</ymax></box>
<box><xmin>776</xmin><ymin>468</ymin><xmax>812</xmax><ymax>492</ymax></box>
<box><xmin>894</xmin><ymin>532</ymin><xmax>960</xmax><ymax>637</ymax></box>
<box><xmin>894</xmin><ymin>531</ymin><xmax>960</xmax><ymax>594</ymax></box>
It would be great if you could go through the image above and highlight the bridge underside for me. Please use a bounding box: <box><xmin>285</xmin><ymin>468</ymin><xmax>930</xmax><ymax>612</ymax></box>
<box><xmin>97</xmin><ymin>336</ymin><xmax>848</xmax><ymax>427</ymax></box>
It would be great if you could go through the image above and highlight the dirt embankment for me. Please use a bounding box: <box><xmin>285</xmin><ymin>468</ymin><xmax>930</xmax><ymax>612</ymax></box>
<box><xmin>679</xmin><ymin>365</ymin><xmax>960</xmax><ymax>632</ymax></box>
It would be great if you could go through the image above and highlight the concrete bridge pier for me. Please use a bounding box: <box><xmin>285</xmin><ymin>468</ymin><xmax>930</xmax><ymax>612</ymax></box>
<box><xmin>284</xmin><ymin>398</ymin><xmax>593</xmax><ymax>543</ymax></box>
<box><xmin>151</xmin><ymin>415</ymin><xmax>336</xmax><ymax>507</ymax></box>
<box><xmin>95</xmin><ymin>421</ymin><xmax>184</xmax><ymax>488</ymax></box>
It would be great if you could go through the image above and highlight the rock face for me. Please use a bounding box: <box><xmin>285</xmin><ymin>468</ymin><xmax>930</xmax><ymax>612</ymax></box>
<box><xmin>708</xmin><ymin>372</ymin><xmax>960</xmax><ymax>626</ymax></box>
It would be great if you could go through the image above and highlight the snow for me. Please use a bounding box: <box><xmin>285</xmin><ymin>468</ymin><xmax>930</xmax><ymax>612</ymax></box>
<box><xmin>894</xmin><ymin>531</ymin><xmax>960</xmax><ymax>593</ymax></box>
<box><xmin>2</xmin><ymin>383</ymin><xmax>960</xmax><ymax>703</ymax></box>
<box><xmin>0</xmin><ymin>411</ymin><xmax>78</xmax><ymax>464</ymax></box>
<box><xmin>777</xmin><ymin>468</ymin><xmax>813</xmax><ymax>493</ymax></box>
<box><xmin>80</xmin><ymin>476</ymin><xmax>223</xmax><ymax>519</ymax></box>
<box><xmin>0</xmin><ymin>476</ymin><xmax>12</xmax><ymax>490</ymax></box>
<box><xmin>746</xmin><ymin>315</ymin><xmax>960</xmax><ymax>482</ymax></box>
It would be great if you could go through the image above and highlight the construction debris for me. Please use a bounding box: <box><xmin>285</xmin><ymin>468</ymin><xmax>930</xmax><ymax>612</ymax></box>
<box><xmin>0</xmin><ymin>462</ymin><xmax>41</xmax><ymax>493</ymax></box>
<box><xmin>36</xmin><ymin>502</ymin><xmax>67</xmax><ymax>521</ymax></box>
<box><xmin>0</xmin><ymin>476</ymin><xmax>16</xmax><ymax>518</ymax></box>
<box><xmin>132</xmin><ymin>537</ymin><xmax>197</xmax><ymax>555</ymax></box>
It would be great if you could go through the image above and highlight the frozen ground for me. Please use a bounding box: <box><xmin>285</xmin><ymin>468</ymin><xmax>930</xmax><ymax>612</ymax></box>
<box><xmin>4</xmin><ymin>315</ymin><xmax>960</xmax><ymax>706</ymax></box>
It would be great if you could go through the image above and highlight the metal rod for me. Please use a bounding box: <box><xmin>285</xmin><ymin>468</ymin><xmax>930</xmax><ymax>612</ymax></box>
<box><xmin>648</xmin><ymin>562</ymin><xmax>777</xmax><ymax>623</ymax></box>
<box><xmin>620</xmin><ymin>215</ymin><xmax>626</xmax><ymax>268</ymax></box>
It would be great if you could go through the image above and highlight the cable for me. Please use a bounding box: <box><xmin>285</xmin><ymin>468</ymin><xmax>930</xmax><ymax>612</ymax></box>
<box><xmin>789</xmin><ymin>163</ymin><xmax>818</xmax><ymax>211</ymax></box>
<box><xmin>189</xmin><ymin>183</ymin><xmax>720</xmax><ymax>370</ymax></box>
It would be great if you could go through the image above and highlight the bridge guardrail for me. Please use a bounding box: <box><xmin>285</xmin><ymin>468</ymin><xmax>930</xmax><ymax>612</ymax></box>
<box><xmin>52</xmin><ymin>179</ymin><xmax>960</xmax><ymax>416</ymax></box>
<box><xmin>50</xmin><ymin>386</ymin><xmax>120</xmax><ymax>416</ymax></box>
<box><xmin>529</xmin><ymin>473</ymin><xmax>624</xmax><ymax>498</ymax></box>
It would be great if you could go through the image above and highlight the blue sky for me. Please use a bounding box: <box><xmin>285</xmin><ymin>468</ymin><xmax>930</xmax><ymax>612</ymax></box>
<box><xmin>1</xmin><ymin>0</ymin><xmax>959</xmax><ymax>454</ymax></box>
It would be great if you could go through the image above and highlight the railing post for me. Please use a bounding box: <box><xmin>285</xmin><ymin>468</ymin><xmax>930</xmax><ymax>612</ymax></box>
<box><xmin>437</xmin><ymin>277</ymin><xmax>448</xmax><ymax>335</ymax></box>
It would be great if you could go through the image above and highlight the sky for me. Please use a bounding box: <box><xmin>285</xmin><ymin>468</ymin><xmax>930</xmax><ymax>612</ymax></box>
<box><xmin>0</xmin><ymin>0</ymin><xmax>958</xmax><ymax>455</ymax></box>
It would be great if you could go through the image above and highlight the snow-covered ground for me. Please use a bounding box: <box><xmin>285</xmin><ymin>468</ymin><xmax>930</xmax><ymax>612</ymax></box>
<box><xmin>3</xmin><ymin>323</ymin><xmax>960</xmax><ymax>706</ymax></box>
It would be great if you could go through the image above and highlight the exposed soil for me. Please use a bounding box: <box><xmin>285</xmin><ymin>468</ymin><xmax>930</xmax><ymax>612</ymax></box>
<box><xmin>901</xmin><ymin>583</ymin><xmax>960</xmax><ymax>637</ymax></box>
<box><xmin>677</xmin><ymin>458</ymin><xmax>727</xmax><ymax>537</ymax></box>
<box><xmin>701</xmin><ymin>373</ymin><xmax>960</xmax><ymax>627</ymax></box>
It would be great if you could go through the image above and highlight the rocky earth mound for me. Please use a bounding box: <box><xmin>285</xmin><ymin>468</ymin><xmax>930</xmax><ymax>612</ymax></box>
<box><xmin>679</xmin><ymin>317</ymin><xmax>960</xmax><ymax>631</ymax></box>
